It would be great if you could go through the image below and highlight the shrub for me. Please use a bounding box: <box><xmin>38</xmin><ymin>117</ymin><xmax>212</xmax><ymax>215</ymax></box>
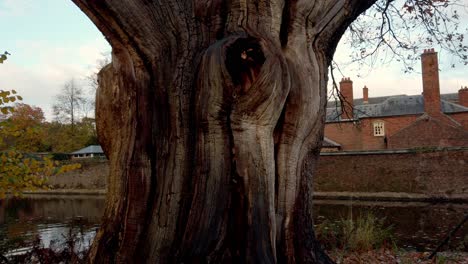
<box><xmin>315</xmin><ymin>212</ymin><xmax>395</xmax><ymax>252</ymax></box>
<box><xmin>0</xmin><ymin>151</ymin><xmax>80</xmax><ymax>198</ymax></box>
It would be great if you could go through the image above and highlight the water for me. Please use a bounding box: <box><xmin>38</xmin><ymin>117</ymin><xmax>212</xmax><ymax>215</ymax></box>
<box><xmin>313</xmin><ymin>200</ymin><xmax>468</xmax><ymax>251</ymax></box>
<box><xmin>0</xmin><ymin>196</ymin><xmax>467</xmax><ymax>256</ymax></box>
<box><xmin>0</xmin><ymin>195</ymin><xmax>104</xmax><ymax>257</ymax></box>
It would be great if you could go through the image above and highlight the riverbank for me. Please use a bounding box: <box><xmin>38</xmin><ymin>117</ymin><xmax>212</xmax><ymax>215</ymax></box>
<box><xmin>21</xmin><ymin>189</ymin><xmax>106</xmax><ymax>197</ymax></box>
<box><xmin>2</xmin><ymin>195</ymin><xmax>466</xmax><ymax>263</ymax></box>
<box><xmin>314</xmin><ymin>191</ymin><xmax>468</xmax><ymax>203</ymax></box>
<box><xmin>23</xmin><ymin>189</ymin><xmax>468</xmax><ymax>203</ymax></box>
<box><xmin>327</xmin><ymin>248</ymin><xmax>468</xmax><ymax>263</ymax></box>
<box><xmin>47</xmin><ymin>159</ymin><xmax>107</xmax><ymax>190</ymax></box>
<box><xmin>46</xmin><ymin>148</ymin><xmax>468</xmax><ymax>201</ymax></box>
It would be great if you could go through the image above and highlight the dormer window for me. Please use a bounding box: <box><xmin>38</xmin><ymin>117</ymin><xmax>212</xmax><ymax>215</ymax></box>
<box><xmin>373</xmin><ymin>121</ymin><xmax>385</xmax><ymax>136</ymax></box>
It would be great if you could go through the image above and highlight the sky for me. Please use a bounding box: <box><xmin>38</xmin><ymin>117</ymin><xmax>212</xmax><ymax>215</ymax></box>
<box><xmin>0</xmin><ymin>0</ymin><xmax>110</xmax><ymax>120</ymax></box>
<box><xmin>1</xmin><ymin>0</ymin><xmax>468</xmax><ymax>120</ymax></box>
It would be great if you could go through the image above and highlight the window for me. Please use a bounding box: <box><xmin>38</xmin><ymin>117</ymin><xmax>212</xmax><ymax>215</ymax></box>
<box><xmin>373</xmin><ymin>121</ymin><xmax>385</xmax><ymax>136</ymax></box>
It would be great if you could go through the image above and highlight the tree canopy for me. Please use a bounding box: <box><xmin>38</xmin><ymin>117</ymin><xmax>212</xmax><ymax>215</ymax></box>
<box><xmin>337</xmin><ymin>0</ymin><xmax>468</xmax><ymax>72</ymax></box>
<box><xmin>0</xmin><ymin>53</ymin><xmax>82</xmax><ymax>198</ymax></box>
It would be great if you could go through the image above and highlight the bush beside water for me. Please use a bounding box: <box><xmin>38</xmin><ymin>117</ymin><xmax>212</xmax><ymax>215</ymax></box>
<box><xmin>315</xmin><ymin>212</ymin><xmax>395</xmax><ymax>252</ymax></box>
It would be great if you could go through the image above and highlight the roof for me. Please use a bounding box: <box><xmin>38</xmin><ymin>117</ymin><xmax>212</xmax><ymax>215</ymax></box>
<box><xmin>441</xmin><ymin>93</ymin><xmax>459</xmax><ymax>103</ymax></box>
<box><xmin>322</xmin><ymin>137</ymin><xmax>341</xmax><ymax>148</ymax></box>
<box><xmin>326</xmin><ymin>94</ymin><xmax>468</xmax><ymax>122</ymax></box>
<box><xmin>327</xmin><ymin>94</ymin><xmax>406</xmax><ymax>108</ymax></box>
<box><xmin>71</xmin><ymin>145</ymin><xmax>103</xmax><ymax>155</ymax></box>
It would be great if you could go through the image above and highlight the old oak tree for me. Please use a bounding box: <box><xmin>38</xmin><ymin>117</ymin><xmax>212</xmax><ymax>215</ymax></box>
<box><xmin>72</xmin><ymin>0</ymin><xmax>467</xmax><ymax>263</ymax></box>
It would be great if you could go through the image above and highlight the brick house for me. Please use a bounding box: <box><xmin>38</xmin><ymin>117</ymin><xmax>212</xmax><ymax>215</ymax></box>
<box><xmin>325</xmin><ymin>49</ymin><xmax>468</xmax><ymax>151</ymax></box>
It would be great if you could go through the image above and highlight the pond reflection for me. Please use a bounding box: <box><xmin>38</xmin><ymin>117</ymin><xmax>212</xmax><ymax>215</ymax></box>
<box><xmin>0</xmin><ymin>196</ymin><xmax>467</xmax><ymax>256</ymax></box>
<box><xmin>0</xmin><ymin>195</ymin><xmax>104</xmax><ymax>256</ymax></box>
<box><xmin>313</xmin><ymin>200</ymin><xmax>468</xmax><ymax>251</ymax></box>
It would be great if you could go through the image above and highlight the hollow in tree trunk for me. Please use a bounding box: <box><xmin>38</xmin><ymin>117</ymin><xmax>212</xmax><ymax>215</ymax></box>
<box><xmin>72</xmin><ymin>0</ymin><xmax>376</xmax><ymax>263</ymax></box>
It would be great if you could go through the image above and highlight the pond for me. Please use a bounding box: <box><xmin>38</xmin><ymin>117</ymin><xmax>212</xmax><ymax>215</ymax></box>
<box><xmin>0</xmin><ymin>195</ymin><xmax>104</xmax><ymax>257</ymax></box>
<box><xmin>314</xmin><ymin>200</ymin><xmax>468</xmax><ymax>252</ymax></box>
<box><xmin>0</xmin><ymin>196</ymin><xmax>467</xmax><ymax>256</ymax></box>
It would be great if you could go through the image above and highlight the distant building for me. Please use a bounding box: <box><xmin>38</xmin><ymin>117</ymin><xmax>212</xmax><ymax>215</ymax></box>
<box><xmin>325</xmin><ymin>49</ymin><xmax>468</xmax><ymax>151</ymax></box>
<box><xmin>70</xmin><ymin>145</ymin><xmax>105</xmax><ymax>159</ymax></box>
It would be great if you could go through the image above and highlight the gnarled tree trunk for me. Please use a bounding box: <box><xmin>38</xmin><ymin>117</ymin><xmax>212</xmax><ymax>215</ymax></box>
<box><xmin>72</xmin><ymin>0</ymin><xmax>376</xmax><ymax>263</ymax></box>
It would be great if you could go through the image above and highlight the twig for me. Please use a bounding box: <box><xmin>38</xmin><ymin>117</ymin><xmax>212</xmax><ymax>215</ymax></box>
<box><xmin>428</xmin><ymin>212</ymin><xmax>468</xmax><ymax>259</ymax></box>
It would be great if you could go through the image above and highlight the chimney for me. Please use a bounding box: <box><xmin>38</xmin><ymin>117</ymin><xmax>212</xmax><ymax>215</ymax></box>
<box><xmin>459</xmin><ymin>86</ymin><xmax>468</xmax><ymax>107</ymax></box>
<box><xmin>363</xmin><ymin>86</ymin><xmax>369</xmax><ymax>104</ymax></box>
<box><xmin>421</xmin><ymin>48</ymin><xmax>441</xmax><ymax>115</ymax></box>
<box><xmin>340</xmin><ymin>77</ymin><xmax>354</xmax><ymax>119</ymax></box>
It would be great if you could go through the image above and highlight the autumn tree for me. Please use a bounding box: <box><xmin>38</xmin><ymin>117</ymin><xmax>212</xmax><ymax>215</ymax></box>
<box><xmin>42</xmin><ymin>119</ymin><xmax>98</xmax><ymax>153</ymax></box>
<box><xmin>0</xmin><ymin>53</ymin><xmax>79</xmax><ymax>198</ymax></box>
<box><xmin>52</xmin><ymin>78</ymin><xmax>87</xmax><ymax>129</ymax></box>
<box><xmin>71</xmin><ymin>0</ymin><xmax>468</xmax><ymax>263</ymax></box>
<box><xmin>0</xmin><ymin>103</ymin><xmax>46</xmax><ymax>152</ymax></box>
<box><xmin>0</xmin><ymin>52</ymin><xmax>21</xmax><ymax>116</ymax></box>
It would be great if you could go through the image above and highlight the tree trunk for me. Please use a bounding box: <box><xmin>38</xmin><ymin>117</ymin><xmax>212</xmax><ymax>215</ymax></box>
<box><xmin>72</xmin><ymin>0</ymin><xmax>376</xmax><ymax>263</ymax></box>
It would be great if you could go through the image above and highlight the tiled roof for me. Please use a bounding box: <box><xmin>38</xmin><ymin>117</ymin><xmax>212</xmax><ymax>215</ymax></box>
<box><xmin>70</xmin><ymin>145</ymin><xmax>103</xmax><ymax>155</ymax></box>
<box><xmin>441</xmin><ymin>93</ymin><xmax>459</xmax><ymax>103</ymax></box>
<box><xmin>322</xmin><ymin>137</ymin><xmax>341</xmax><ymax>147</ymax></box>
<box><xmin>327</xmin><ymin>95</ymin><xmax>405</xmax><ymax>108</ymax></box>
<box><xmin>326</xmin><ymin>94</ymin><xmax>468</xmax><ymax>122</ymax></box>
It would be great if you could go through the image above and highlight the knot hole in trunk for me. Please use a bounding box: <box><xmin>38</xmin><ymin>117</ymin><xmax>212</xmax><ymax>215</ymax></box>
<box><xmin>226</xmin><ymin>37</ymin><xmax>265</xmax><ymax>93</ymax></box>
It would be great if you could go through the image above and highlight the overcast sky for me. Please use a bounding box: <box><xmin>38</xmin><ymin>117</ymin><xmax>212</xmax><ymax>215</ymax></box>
<box><xmin>1</xmin><ymin>0</ymin><xmax>468</xmax><ymax>120</ymax></box>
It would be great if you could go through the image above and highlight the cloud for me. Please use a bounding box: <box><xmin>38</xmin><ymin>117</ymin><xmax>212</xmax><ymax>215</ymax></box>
<box><xmin>0</xmin><ymin>0</ymin><xmax>39</xmax><ymax>17</ymax></box>
<box><xmin>330</xmin><ymin>0</ymin><xmax>468</xmax><ymax>99</ymax></box>
<box><xmin>0</xmin><ymin>61</ymin><xmax>73</xmax><ymax>120</ymax></box>
<box><xmin>78</xmin><ymin>40</ymin><xmax>110</xmax><ymax>65</ymax></box>
<box><xmin>0</xmin><ymin>38</ymin><xmax>110</xmax><ymax>120</ymax></box>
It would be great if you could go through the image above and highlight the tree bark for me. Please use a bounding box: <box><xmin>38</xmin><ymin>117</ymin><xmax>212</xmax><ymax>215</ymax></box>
<box><xmin>72</xmin><ymin>0</ymin><xmax>376</xmax><ymax>263</ymax></box>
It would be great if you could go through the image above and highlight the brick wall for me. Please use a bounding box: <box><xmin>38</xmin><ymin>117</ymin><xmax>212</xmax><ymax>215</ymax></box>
<box><xmin>388</xmin><ymin>115</ymin><xmax>468</xmax><ymax>149</ymax></box>
<box><xmin>314</xmin><ymin>148</ymin><xmax>468</xmax><ymax>195</ymax></box>
<box><xmin>325</xmin><ymin>113</ymin><xmax>468</xmax><ymax>150</ymax></box>
<box><xmin>324</xmin><ymin>115</ymin><xmax>419</xmax><ymax>150</ymax></box>
<box><xmin>449</xmin><ymin>112</ymin><xmax>468</xmax><ymax>130</ymax></box>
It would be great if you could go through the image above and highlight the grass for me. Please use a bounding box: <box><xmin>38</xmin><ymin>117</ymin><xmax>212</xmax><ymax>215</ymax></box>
<box><xmin>315</xmin><ymin>212</ymin><xmax>468</xmax><ymax>263</ymax></box>
<box><xmin>315</xmin><ymin>212</ymin><xmax>395</xmax><ymax>252</ymax></box>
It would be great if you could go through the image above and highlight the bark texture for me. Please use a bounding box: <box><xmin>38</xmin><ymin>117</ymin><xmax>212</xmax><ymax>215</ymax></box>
<box><xmin>72</xmin><ymin>0</ymin><xmax>377</xmax><ymax>263</ymax></box>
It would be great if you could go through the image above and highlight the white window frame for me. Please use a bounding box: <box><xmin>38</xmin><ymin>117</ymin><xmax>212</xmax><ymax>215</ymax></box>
<box><xmin>373</xmin><ymin>121</ymin><xmax>385</xmax><ymax>136</ymax></box>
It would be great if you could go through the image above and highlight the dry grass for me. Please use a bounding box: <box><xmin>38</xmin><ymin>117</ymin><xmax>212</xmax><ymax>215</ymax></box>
<box><xmin>315</xmin><ymin>212</ymin><xmax>395</xmax><ymax>252</ymax></box>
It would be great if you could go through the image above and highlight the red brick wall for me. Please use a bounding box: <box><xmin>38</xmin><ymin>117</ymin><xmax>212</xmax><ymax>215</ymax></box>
<box><xmin>324</xmin><ymin>121</ymin><xmax>363</xmax><ymax>150</ymax></box>
<box><xmin>324</xmin><ymin>115</ymin><xmax>419</xmax><ymax>150</ymax></box>
<box><xmin>388</xmin><ymin>115</ymin><xmax>468</xmax><ymax>149</ymax></box>
<box><xmin>314</xmin><ymin>148</ymin><xmax>468</xmax><ymax>194</ymax></box>
<box><xmin>449</xmin><ymin>112</ymin><xmax>468</xmax><ymax>130</ymax></box>
<box><xmin>325</xmin><ymin>112</ymin><xmax>468</xmax><ymax>150</ymax></box>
